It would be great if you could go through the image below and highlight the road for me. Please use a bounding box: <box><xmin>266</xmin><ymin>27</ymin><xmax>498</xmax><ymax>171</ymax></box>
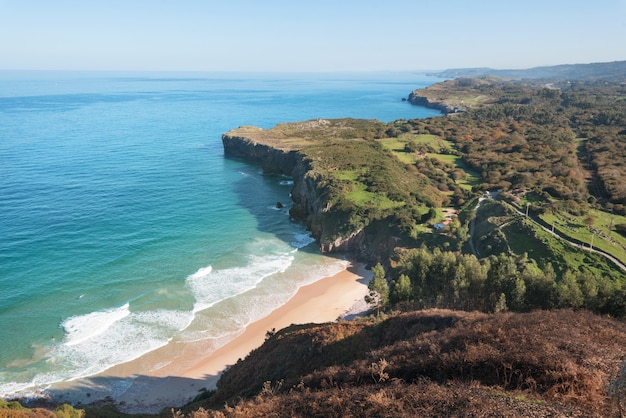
<box><xmin>468</xmin><ymin>194</ymin><xmax>626</xmax><ymax>273</ymax></box>
<box><xmin>508</xmin><ymin>204</ymin><xmax>626</xmax><ymax>273</ymax></box>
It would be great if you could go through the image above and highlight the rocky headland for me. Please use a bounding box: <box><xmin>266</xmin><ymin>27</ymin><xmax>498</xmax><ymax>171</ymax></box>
<box><xmin>407</xmin><ymin>90</ymin><xmax>463</xmax><ymax>114</ymax></box>
<box><xmin>222</xmin><ymin>117</ymin><xmax>438</xmax><ymax>262</ymax></box>
<box><xmin>222</xmin><ymin>120</ymin><xmax>374</xmax><ymax>257</ymax></box>
<box><xmin>407</xmin><ymin>77</ymin><xmax>508</xmax><ymax>114</ymax></box>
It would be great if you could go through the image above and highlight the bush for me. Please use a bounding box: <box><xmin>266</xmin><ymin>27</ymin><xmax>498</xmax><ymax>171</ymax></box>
<box><xmin>0</xmin><ymin>399</ymin><xmax>27</xmax><ymax>410</ymax></box>
<box><xmin>54</xmin><ymin>404</ymin><xmax>84</xmax><ymax>418</ymax></box>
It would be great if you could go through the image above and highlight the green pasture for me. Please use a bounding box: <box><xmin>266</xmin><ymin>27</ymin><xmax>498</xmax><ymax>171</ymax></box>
<box><xmin>540</xmin><ymin>209</ymin><xmax>626</xmax><ymax>267</ymax></box>
<box><xmin>503</xmin><ymin>217</ymin><xmax>625</xmax><ymax>282</ymax></box>
<box><xmin>345</xmin><ymin>182</ymin><xmax>406</xmax><ymax>210</ymax></box>
<box><xmin>379</xmin><ymin>134</ymin><xmax>480</xmax><ymax>191</ymax></box>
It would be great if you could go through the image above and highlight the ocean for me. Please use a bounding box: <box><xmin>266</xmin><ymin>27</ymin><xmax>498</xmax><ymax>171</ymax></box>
<box><xmin>0</xmin><ymin>71</ymin><xmax>441</xmax><ymax>398</ymax></box>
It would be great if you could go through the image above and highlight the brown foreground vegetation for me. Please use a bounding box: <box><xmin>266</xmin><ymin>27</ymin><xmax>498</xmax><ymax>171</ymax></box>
<box><xmin>175</xmin><ymin>309</ymin><xmax>626</xmax><ymax>417</ymax></box>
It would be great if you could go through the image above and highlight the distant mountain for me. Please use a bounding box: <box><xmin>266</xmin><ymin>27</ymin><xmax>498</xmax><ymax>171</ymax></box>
<box><xmin>434</xmin><ymin>60</ymin><xmax>626</xmax><ymax>82</ymax></box>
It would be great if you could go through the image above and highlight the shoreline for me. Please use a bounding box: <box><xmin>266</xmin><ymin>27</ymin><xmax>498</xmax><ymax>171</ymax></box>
<box><xmin>43</xmin><ymin>261</ymin><xmax>372</xmax><ymax>413</ymax></box>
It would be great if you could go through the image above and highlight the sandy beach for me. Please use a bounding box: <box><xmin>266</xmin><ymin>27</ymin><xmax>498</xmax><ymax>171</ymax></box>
<box><xmin>46</xmin><ymin>261</ymin><xmax>372</xmax><ymax>413</ymax></box>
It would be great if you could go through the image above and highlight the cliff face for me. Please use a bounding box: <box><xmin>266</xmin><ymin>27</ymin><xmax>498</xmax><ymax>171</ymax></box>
<box><xmin>221</xmin><ymin>133</ymin><xmax>299</xmax><ymax>175</ymax></box>
<box><xmin>407</xmin><ymin>91</ymin><xmax>460</xmax><ymax>114</ymax></box>
<box><xmin>222</xmin><ymin>133</ymin><xmax>366</xmax><ymax>256</ymax></box>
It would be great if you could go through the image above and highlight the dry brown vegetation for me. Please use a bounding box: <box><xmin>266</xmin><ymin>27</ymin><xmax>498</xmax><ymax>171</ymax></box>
<box><xmin>0</xmin><ymin>411</ymin><xmax>55</xmax><ymax>418</ymax></box>
<box><xmin>176</xmin><ymin>309</ymin><xmax>626</xmax><ymax>417</ymax></box>
<box><xmin>0</xmin><ymin>399</ymin><xmax>84</xmax><ymax>418</ymax></box>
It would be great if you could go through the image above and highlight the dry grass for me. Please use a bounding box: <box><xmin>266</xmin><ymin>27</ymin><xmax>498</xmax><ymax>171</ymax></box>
<box><xmin>183</xmin><ymin>380</ymin><xmax>589</xmax><ymax>418</ymax></box>
<box><xmin>224</xmin><ymin>118</ymin><xmax>387</xmax><ymax>151</ymax></box>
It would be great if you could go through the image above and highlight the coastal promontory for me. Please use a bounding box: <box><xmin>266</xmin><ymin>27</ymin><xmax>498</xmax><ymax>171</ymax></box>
<box><xmin>223</xmin><ymin>118</ymin><xmax>450</xmax><ymax>260</ymax></box>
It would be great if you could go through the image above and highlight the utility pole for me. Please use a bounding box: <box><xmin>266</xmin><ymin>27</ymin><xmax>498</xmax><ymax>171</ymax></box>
<box><xmin>590</xmin><ymin>232</ymin><xmax>594</xmax><ymax>250</ymax></box>
<box><xmin>525</xmin><ymin>203</ymin><xmax>529</xmax><ymax>218</ymax></box>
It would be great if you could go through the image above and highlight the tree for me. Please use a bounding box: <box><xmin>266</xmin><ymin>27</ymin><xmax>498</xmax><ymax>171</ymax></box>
<box><xmin>557</xmin><ymin>270</ymin><xmax>584</xmax><ymax>308</ymax></box>
<box><xmin>615</xmin><ymin>223</ymin><xmax>626</xmax><ymax>237</ymax></box>
<box><xmin>522</xmin><ymin>264</ymin><xmax>557</xmax><ymax>310</ymax></box>
<box><xmin>459</xmin><ymin>254</ymin><xmax>488</xmax><ymax>311</ymax></box>
<box><xmin>427</xmin><ymin>249</ymin><xmax>458</xmax><ymax>306</ymax></box>
<box><xmin>404</xmin><ymin>140</ymin><xmax>419</xmax><ymax>153</ymax></box>
<box><xmin>391</xmin><ymin>274</ymin><xmax>413</xmax><ymax>304</ymax></box>
<box><xmin>367</xmin><ymin>263</ymin><xmax>389</xmax><ymax>312</ymax></box>
<box><xmin>495</xmin><ymin>293</ymin><xmax>508</xmax><ymax>312</ymax></box>
<box><xmin>583</xmin><ymin>213</ymin><xmax>596</xmax><ymax>228</ymax></box>
<box><xmin>422</xmin><ymin>207</ymin><xmax>438</xmax><ymax>223</ymax></box>
<box><xmin>485</xmin><ymin>254</ymin><xmax>519</xmax><ymax>312</ymax></box>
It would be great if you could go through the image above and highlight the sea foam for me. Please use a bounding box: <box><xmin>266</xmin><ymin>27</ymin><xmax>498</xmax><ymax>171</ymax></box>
<box><xmin>0</xmin><ymin>305</ymin><xmax>194</xmax><ymax>399</ymax></box>
<box><xmin>291</xmin><ymin>232</ymin><xmax>316</xmax><ymax>249</ymax></box>
<box><xmin>187</xmin><ymin>253</ymin><xmax>294</xmax><ymax>314</ymax></box>
<box><xmin>55</xmin><ymin>307</ymin><xmax>192</xmax><ymax>377</ymax></box>
<box><xmin>62</xmin><ymin>303</ymin><xmax>131</xmax><ymax>347</ymax></box>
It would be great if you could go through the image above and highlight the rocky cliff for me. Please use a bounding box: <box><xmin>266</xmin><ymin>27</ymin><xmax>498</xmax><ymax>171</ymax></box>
<box><xmin>221</xmin><ymin>131</ymin><xmax>300</xmax><ymax>175</ymax></box>
<box><xmin>407</xmin><ymin>91</ymin><xmax>461</xmax><ymax>114</ymax></box>
<box><xmin>222</xmin><ymin>131</ymin><xmax>368</xmax><ymax>257</ymax></box>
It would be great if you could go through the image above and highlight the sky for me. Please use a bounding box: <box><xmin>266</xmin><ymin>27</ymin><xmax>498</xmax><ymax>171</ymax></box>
<box><xmin>0</xmin><ymin>0</ymin><xmax>625</xmax><ymax>72</ymax></box>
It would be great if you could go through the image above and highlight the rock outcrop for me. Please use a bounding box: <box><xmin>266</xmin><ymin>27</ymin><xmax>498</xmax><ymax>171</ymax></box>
<box><xmin>221</xmin><ymin>132</ymin><xmax>300</xmax><ymax>175</ymax></box>
<box><xmin>407</xmin><ymin>91</ymin><xmax>462</xmax><ymax>114</ymax></box>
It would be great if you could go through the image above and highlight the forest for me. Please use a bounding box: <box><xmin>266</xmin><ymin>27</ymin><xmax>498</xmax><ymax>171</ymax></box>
<box><xmin>376</xmin><ymin>77</ymin><xmax>626</xmax><ymax>316</ymax></box>
<box><xmin>406</xmin><ymin>77</ymin><xmax>626</xmax><ymax>212</ymax></box>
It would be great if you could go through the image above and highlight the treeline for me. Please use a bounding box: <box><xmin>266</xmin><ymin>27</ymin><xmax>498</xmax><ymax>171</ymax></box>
<box><xmin>385</xmin><ymin>246</ymin><xmax>626</xmax><ymax>317</ymax></box>
<box><xmin>586</xmin><ymin>134</ymin><xmax>626</xmax><ymax>212</ymax></box>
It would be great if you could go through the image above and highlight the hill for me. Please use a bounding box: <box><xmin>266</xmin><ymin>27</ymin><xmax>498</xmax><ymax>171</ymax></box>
<box><xmin>433</xmin><ymin>60</ymin><xmax>626</xmax><ymax>82</ymax></box>
<box><xmin>223</xmin><ymin>118</ymin><xmax>455</xmax><ymax>261</ymax></box>
<box><xmin>177</xmin><ymin>309</ymin><xmax>626</xmax><ymax>417</ymax></box>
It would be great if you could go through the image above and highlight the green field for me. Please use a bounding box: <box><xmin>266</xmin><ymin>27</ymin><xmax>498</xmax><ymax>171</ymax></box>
<box><xmin>540</xmin><ymin>209</ymin><xmax>626</xmax><ymax>267</ymax></box>
<box><xmin>380</xmin><ymin>133</ymin><xmax>452</xmax><ymax>156</ymax></box>
<box><xmin>503</xmin><ymin>216</ymin><xmax>625</xmax><ymax>282</ymax></box>
<box><xmin>345</xmin><ymin>181</ymin><xmax>406</xmax><ymax>209</ymax></box>
<box><xmin>379</xmin><ymin>134</ymin><xmax>480</xmax><ymax>191</ymax></box>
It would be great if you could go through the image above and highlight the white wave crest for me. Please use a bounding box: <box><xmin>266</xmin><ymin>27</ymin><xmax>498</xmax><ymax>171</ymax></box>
<box><xmin>189</xmin><ymin>265</ymin><xmax>213</xmax><ymax>280</ymax></box>
<box><xmin>187</xmin><ymin>254</ymin><xmax>294</xmax><ymax>313</ymax></box>
<box><xmin>62</xmin><ymin>303</ymin><xmax>131</xmax><ymax>347</ymax></box>
<box><xmin>55</xmin><ymin>307</ymin><xmax>193</xmax><ymax>378</ymax></box>
<box><xmin>0</xmin><ymin>306</ymin><xmax>195</xmax><ymax>399</ymax></box>
<box><xmin>291</xmin><ymin>232</ymin><xmax>316</xmax><ymax>249</ymax></box>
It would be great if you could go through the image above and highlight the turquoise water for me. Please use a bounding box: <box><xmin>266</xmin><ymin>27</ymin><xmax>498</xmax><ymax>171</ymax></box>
<box><xmin>0</xmin><ymin>71</ymin><xmax>441</xmax><ymax>396</ymax></box>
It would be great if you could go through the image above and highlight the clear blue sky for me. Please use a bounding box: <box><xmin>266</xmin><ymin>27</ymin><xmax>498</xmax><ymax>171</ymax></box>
<box><xmin>1</xmin><ymin>0</ymin><xmax>624</xmax><ymax>72</ymax></box>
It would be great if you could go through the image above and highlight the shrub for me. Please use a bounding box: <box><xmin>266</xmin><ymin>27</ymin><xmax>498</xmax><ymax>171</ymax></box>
<box><xmin>54</xmin><ymin>404</ymin><xmax>84</xmax><ymax>418</ymax></box>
